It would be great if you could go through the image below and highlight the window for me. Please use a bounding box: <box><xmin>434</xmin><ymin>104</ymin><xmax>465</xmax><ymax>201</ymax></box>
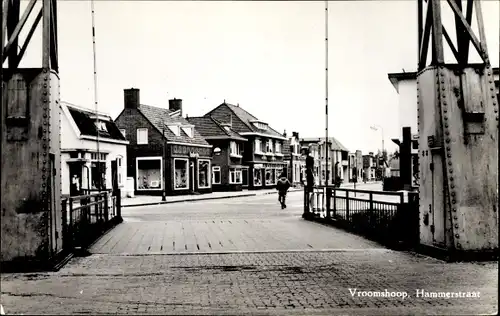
<box><xmin>275</xmin><ymin>142</ymin><xmax>281</xmax><ymax>153</ymax></box>
<box><xmin>168</xmin><ymin>125</ymin><xmax>180</xmax><ymax>136</ymax></box>
<box><xmin>90</xmin><ymin>152</ymin><xmax>107</xmax><ymax>190</ymax></box>
<box><xmin>266</xmin><ymin>140</ymin><xmax>273</xmax><ymax>153</ymax></box>
<box><xmin>119</xmin><ymin>129</ymin><xmax>126</xmax><ymax>138</ymax></box>
<box><xmin>252</xmin><ymin>122</ymin><xmax>268</xmax><ymax>130</ymax></box>
<box><xmin>198</xmin><ymin>159</ymin><xmax>211</xmax><ymax>188</ymax></box>
<box><xmin>212</xmin><ymin>166</ymin><xmax>221</xmax><ymax>184</ymax></box>
<box><xmin>137</xmin><ymin>128</ymin><xmax>148</xmax><ymax>144</ymax></box>
<box><xmin>117</xmin><ymin>157</ymin><xmax>123</xmax><ymax>186</ymax></box>
<box><xmin>136</xmin><ymin>157</ymin><xmax>162</xmax><ymax>190</ymax></box>
<box><xmin>253</xmin><ymin>169</ymin><xmax>262</xmax><ymax>186</ymax></box>
<box><xmin>254</xmin><ymin>139</ymin><xmax>262</xmax><ymax>153</ymax></box>
<box><xmin>229</xmin><ymin>168</ymin><xmax>242</xmax><ymax>184</ymax></box>
<box><xmin>230</xmin><ymin>141</ymin><xmax>241</xmax><ymax>157</ymax></box>
<box><xmin>95</xmin><ymin>121</ymin><xmax>108</xmax><ymax>133</ymax></box>
<box><xmin>173</xmin><ymin>158</ymin><xmax>188</xmax><ymax>190</ymax></box>
<box><xmin>182</xmin><ymin>127</ymin><xmax>193</xmax><ymax>138</ymax></box>
<box><xmin>265</xmin><ymin>169</ymin><xmax>276</xmax><ymax>185</ymax></box>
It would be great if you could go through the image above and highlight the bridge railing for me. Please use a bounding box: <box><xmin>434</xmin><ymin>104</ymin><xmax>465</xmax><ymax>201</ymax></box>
<box><xmin>61</xmin><ymin>190</ymin><xmax>122</xmax><ymax>252</ymax></box>
<box><xmin>303</xmin><ymin>185</ymin><xmax>419</xmax><ymax>248</ymax></box>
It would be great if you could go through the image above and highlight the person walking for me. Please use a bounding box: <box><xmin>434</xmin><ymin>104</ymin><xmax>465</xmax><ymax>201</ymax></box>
<box><xmin>276</xmin><ymin>171</ymin><xmax>291</xmax><ymax>209</ymax></box>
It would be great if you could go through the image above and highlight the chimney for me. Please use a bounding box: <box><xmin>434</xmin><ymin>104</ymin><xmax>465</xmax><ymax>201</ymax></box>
<box><xmin>283</xmin><ymin>130</ymin><xmax>287</xmax><ymax>137</ymax></box>
<box><xmin>169</xmin><ymin>98</ymin><xmax>182</xmax><ymax>115</ymax></box>
<box><xmin>124</xmin><ymin>88</ymin><xmax>140</xmax><ymax>109</ymax></box>
<box><xmin>292</xmin><ymin>131</ymin><xmax>299</xmax><ymax>139</ymax></box>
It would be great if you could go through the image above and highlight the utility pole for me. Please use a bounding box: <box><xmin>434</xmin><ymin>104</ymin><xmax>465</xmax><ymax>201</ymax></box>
<box><xmin>324</xmin><ymin>0</ymin><xmax>329</xmax><ymax>187</ymax></box>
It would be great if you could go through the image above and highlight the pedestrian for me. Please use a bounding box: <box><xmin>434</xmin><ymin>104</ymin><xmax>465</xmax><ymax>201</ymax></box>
<box><xmin>276</xmin><ymin>171</ymin><xmax>291</xmax><ymax>209</ymax></box>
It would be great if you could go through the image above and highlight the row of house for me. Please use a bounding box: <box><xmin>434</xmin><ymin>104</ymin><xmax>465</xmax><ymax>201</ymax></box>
<box><xmin>59</xmin><ymin>88</ymin><xmax>384</xmax><ymax>198</ymax></box>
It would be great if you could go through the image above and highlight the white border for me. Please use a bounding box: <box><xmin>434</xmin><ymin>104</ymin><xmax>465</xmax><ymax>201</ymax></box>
<box><xmin>136</xmin><ymin>156</ymin><xmax>163</xmax><ymax>191</ymax></box>
<box><xmin>173</xmin><ymin>158</ymin><xmax>189</xmax><ymax>190</ymax></box>
<box><xmin>198</xmin><ymin>159</ymin><xmax>212</xmax><ymax>189</ymax></box>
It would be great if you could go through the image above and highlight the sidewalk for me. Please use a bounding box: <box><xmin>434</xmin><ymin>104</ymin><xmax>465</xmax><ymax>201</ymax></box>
<box><xmin>122</xmin><ymin>187</ymin><xmax>304</xmax><ymax>207</ymax></box>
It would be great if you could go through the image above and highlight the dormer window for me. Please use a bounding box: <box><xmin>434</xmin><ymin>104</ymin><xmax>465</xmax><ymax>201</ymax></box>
<box><xmin>168</xmin><ymin>125</ymin><xmax>180</xmax><ymax>136</ymax></box>
<box><xmin>182</xmin><ymin>127</ymin><xmax>193</xmax><ymax>138</ymax></box>
<box><xmin>94</xmin><ymin>121</ymin><xmax>108</xmax><ymax>133</ymax></box>
<box><xmin>251</xmin><ymin>121</ymin><xmax>268</xmax><ymax>130</ymax></box>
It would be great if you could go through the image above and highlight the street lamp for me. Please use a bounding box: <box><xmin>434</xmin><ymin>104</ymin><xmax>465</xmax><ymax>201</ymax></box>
<box><xmin>370</xmin><ymin>125</ymin><xmax>385</xmax><ymax>180</ymax></box>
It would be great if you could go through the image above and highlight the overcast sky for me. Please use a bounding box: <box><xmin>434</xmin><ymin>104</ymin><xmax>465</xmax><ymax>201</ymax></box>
<box><xmin>12</xmin><ymin>0</ymin><xmax>500</xmax><ymax>154</ymax></box>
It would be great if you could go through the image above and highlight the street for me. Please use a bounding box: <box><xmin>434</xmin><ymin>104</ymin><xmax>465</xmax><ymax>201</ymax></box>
<box><xmin>1</xmin><ymin>191</ymin><xmax>498</xmax><ymax>315</ymax></box>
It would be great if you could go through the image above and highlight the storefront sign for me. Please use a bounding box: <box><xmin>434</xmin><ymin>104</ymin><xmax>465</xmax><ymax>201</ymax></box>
<box><xmin>171</xmin><ymin>144</ymin><xmax>211</xmax><ymax>157</ymax></box>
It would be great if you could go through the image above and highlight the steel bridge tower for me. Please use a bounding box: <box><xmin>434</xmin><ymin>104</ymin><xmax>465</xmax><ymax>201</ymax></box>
<box><xmin>417</xmin><ymin>0</ymin><xmax>498</xmax><ymax>259</ymax></box>
<box><xmin>1</xmin><ymin>0</ymin><xmax>62</xmax><ymax>269</ymax></box>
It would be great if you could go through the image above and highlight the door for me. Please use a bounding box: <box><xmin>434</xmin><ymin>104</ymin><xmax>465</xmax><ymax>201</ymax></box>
<box><xmin>69</xmin><ymin>163</ymin><xmax>82</xmax><ymax>196</ymax></box>
<box><xmin>242</xmin><ymin>169</ymin><xmax>248</xmax><ymax>187</ymax></box>
<box><xmin>189</xmin><ymin>161</ymin><xmax>195</xmax><ymax>192</ymax></box>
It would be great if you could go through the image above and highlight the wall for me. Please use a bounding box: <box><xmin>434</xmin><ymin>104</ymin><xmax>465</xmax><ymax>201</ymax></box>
<box><xmin>115</xmin><ymin>108</ymin><xmax>165</xmax><ymax>184</ymax></box>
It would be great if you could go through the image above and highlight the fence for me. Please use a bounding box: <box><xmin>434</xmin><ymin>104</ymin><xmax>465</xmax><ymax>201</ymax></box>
<box><xmin>61</xmin><ymin>189</ymin><xmax>122</xmax><ymax>252</ymax></box>
<box><xmin>303</xmin><ymin>185</ymin><xmax>419</xmax><ymax>248</ymax></box>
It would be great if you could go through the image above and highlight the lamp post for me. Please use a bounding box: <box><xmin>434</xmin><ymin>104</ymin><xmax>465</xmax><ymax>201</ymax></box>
<box><xmin>370</xmin><ymin>125</ymin><xmax>386</xmax><ymax>182</ymax></box>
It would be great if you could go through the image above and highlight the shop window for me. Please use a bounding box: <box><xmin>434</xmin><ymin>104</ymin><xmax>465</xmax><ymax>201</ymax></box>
<box><xmin>136</xmin><ymin>157</ymin><xmax>162</xmax><ymax>190</ymax></box>
<box><xmin>265</xmin><ymin>169</ymin><xmax>276</xmax><ymax>185</ymax></box>
<box><xmin>212</xmin><ymin>166</ymin><xmax>221</xmax><ymax>184</ymax></box>
<box><xmin>275</xmin><ymin>168</ymin><xmax>283</xmax><ymax>183</ymax></box>
<box><xmin>137</xmin><ymin>128</ymin><xmax>148</xmax><ymax>144</ymax></box>
<box><xmin>198</xmin><ymin>159</ymin><xmax>211</xmax><ymax>188</ymax></box>
<box><xmin>229</xmin><ymin>168</ymin><xmax>242</xmax><ymax>184</ymax></box>
<box><xmin>253</xmin><ymin>169</ymin><xmax>262</xmax><ymax>186</ymax></box>
<box><xmin>174</xmin><ymin>158</ymin><xmax>188</xmax><ymax>190</ymax></box>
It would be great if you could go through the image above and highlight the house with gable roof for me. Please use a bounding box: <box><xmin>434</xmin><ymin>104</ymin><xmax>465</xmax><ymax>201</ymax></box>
<box><xmin>186</xmin><ymin>115</ymin><xmax>248</xmax><ymax>191</ymax></box>
<box><xmin>60</xmin><ymin>101</ymin><xmax>129</xmax><ymax>197</ymax></box>
<box><xmin>115</xmin><ymin>88</ymin><xmax>213</xmax><ymax>196</ymax></box>
<box><xmin>203</xmin><ymin>102</ymin><xmax>288</xmax><ymax>190</ymax></box>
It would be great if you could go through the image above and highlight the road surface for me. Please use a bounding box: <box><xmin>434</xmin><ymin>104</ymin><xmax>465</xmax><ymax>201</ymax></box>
<box><xmin>1</xmin><ymin>191</ymin><xmax>497</xmax><ymax>315</ymax></box>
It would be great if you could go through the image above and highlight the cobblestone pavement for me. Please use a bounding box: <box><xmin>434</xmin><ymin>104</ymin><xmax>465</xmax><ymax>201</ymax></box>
<box><xmin>1</xmin><ymin>192</ymin><xmax>498</xmax><ymax>315</ymax></box>
<box><xmin>1</xmin><ymin>251</ymin><xmax>497</xmax><ymax>315</ymax></box>
<box><xmin>91</xmin><ymin>192</ymin><xmax>382</xmax><ymax>254</ymax></box>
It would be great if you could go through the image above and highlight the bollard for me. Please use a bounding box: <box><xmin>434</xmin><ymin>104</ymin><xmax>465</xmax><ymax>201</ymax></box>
<box><xmin>116</xmin><ymin>189</ymin><xmax>122</xmax><ymax>222</ymax></box>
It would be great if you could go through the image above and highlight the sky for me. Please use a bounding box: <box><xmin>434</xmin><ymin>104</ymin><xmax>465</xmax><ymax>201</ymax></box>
<box><xmin>9</xmin><ymin>0</ymin><xmax>500</xmax><ymax>154</ymax></box>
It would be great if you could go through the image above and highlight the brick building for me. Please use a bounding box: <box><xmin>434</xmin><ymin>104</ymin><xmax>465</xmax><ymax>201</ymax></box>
<box><xmin>186</xmin><ymin>115</ymin><xmax>247</xmax><ymax>191</ymax></box>
<box><xmin>115</xmin><ymin>88</ymin><xmax>212</xmax><ymax>196</ymax></box>
<box><xmin>203</xmin><ymin>102</ymin><xmax>287</xmax><ymax>189</ymax></box>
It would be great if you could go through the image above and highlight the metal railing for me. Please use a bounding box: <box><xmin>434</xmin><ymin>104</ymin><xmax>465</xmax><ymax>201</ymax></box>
<box><xmin>304</xmin><ymin>185</ymin><xmax>419</xmax><ymax>248</ymax></box>
<box><xmin>61</xmin><ymin>189</ymin><xmax>122</xmax><ymax>251</ymax></box>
